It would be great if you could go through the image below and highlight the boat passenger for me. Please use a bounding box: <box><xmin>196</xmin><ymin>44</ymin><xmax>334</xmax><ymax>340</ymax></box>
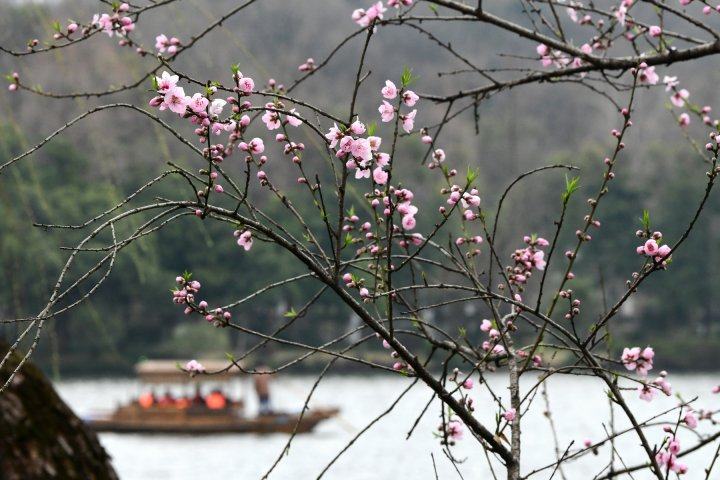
<box><xmin>158</xmin><ymin>391</ymin><xmax>176</xmax><ymax>407</ymax></box>
<box><xmin>205</xmin><ymin>389</ymin><xmax>227</xmax><ymax>409</ymax></box>
<box><xmin>138</xmin><ymin>391</ymin><xmax>154</xmax><ymax>408</ymax></box>
<box><xmin>254</xmin><ymin>367</ymin><xmax>272</xmax><ymax>415</ymax></box>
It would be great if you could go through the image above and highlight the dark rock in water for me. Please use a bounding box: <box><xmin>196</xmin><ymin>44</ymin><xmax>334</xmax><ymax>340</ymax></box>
<box><xmin>0</xmin><ymin>341</ymin><xmax>117</xmax><ymax>480</ymax></box>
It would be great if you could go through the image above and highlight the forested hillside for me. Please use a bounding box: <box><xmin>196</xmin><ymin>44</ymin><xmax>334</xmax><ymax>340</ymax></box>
<box><xmin>1</xmin><ymin>0</ymin><xmax>720</xmax><ymax>374</ymax></box>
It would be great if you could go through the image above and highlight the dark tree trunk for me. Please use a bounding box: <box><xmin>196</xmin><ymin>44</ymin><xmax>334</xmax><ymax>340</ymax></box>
<box><xmin>0</xmin><ymin>342</ymin><xmax>118</xmax><ymax>480</ymax></box>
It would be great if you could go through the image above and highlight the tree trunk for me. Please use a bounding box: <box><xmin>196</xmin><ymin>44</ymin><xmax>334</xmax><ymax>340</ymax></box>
<box><xmin>0</xmin><ymin>341</ymin><xmax>118</xmax><ymax>480</ymax></box>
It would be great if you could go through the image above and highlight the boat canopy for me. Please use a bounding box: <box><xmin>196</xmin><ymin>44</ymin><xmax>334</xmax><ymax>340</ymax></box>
<box><xmin>135</xmin><ymin>359</ymin><xmax>242</xmax><ymax>383</ymax></box>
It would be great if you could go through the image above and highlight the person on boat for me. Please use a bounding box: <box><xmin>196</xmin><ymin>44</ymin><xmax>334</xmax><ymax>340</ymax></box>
<box><xmin>138</xmin><ymin>391</ymin><xmax>155</xmax><ymax>408</ymax></box>
<box><xmin>175</xmin><ymin>396</ymin><xmax>190</xmax><ymax>409</ymax></box>
<box><xmin>191</xmin><ymin>384</ymin><xmax>204</xmax><ymax>405</ymax></box>
<box><xmin>158</xmin><ymin>391</ymin><xmax>176</xmax><ymax>407</ymax></box>
<box><xmin>254</xmin><ymin>367</ymin><xmax>273</xmax><ymax>416</ymax></box>
<box><xmin>205</xmin><ymin>389</ymin><xmax>227</xmax><ymax>410</ymax></box>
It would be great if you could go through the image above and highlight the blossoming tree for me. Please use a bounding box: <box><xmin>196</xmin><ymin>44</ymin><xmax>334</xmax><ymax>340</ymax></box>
<box><xmin>3</xmin><ymin>0</ymin><xmax>720</xmax><ymax>478</ymax></box>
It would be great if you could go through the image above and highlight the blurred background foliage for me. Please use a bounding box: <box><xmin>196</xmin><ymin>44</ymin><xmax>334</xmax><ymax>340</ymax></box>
<box><xmin>1</xmin><ymin>0</ymin><xmax>720</xmax><ymax>375</ymax></box>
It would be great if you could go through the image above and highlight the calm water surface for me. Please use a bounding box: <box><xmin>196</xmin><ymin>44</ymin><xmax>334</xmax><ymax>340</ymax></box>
<box><xmin>55</xmin><ymin>374</ymin><xmax>719</xmax><ymax>479</ymax></box>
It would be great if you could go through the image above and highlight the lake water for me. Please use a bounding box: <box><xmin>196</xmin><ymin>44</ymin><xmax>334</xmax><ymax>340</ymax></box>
<box><xmin>55</xmin><ymin>374</ymin><xmax>720</xmax><ymax>479</ymax></box>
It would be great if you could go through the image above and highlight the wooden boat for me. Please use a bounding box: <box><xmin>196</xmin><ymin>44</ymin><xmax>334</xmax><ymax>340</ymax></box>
<box><xmin>85</xmin><ymin>360</ymin><xmax>339</xmax><ymax>435</ymax></box>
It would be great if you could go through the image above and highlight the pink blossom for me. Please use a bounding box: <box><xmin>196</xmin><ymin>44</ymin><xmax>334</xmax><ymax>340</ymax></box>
<box><xmin>502</xmin><ymin>408</ymin><xmax>517</xmax><ymax>423</ymax></box>
<box><xmin>671</xmin><ymin>89</ymin><xmax>689</xmax><ymax>107</ymax></box>
<box><xmin>638</xmin><ymin>383</ymin><xmax>657</xmax><ymax>401</ymax></box>
<box><xmin>351</xmin><ymin>138</ymin><xmax>373</xmax><ymax>161</ymax></box>
<box><xmin>185</xmin><ymin>359</ymin><xmax>205</xmax><ymax>375</ymax></box>
<box><xmin>447</xmin><ymin>420</ymin><xmax>464</xmax><ymax>440</ymax></box>
<box><xmin>326</xmin><ymin>124</ymin><xmax>343</xmax><ymax>148</ymax></box>
<box><xmin>401</xmin><ymin>110</ymin><xmax>417</xmax><ymax>133</ymax></box>
<box><xmin>209</xmin><ymin>98</ymin><xmax>226</xmax><ymax>116</ymax></box>
<box><xmin>622</xmin><ymin>346</ymin><xmax>654</xmax><ymax>376</ymax></box>
<box><xmin>350</xmin><ymin>120</ymin><xmax>366</xmax><ymax>135</ymax></box>
<box><xmin>379</xmin><ymin>101</ymin><xmax>395</xmax><ymax>122</ymax></box>
<box><xmin>287</xmin><ymin>108</ymin><xmax>303</xmax><ymax>127</ymax></box>
<box><xmin>238</xmin><ymin>75</ymin><xmax>255</xmax><ymax>94</ymax></box>
<box><xmin>402</xmin><ymin>90</ymin><xmax>419</xmax><ymax>107</ymax></box>
<box><xmin>663</xmin><ymin>75</ymin><xmax>679</xmax><ymax>91</ymax></box>
<box><xmin>164</xmin><ymin>86</ymin><xmax>189</xmax><ymax>115</ymax></box>
<box><xmin>381</xmin><ymin>80</ymin><xmax>397</xmax><ymax>99</ymax></box>
<box><xmin>615</xmin><ymin>5</ymin><xmax>627</xmax><ymax>26</ymax></box>
<box><xmin>402</xmin><ymin>215</ymin><xmax>416</xmax><ymax>230</ymax></box>
<box><xmin>188</xmin><ymin>93</ymin><xmax>209</xmax><ymax>113</ymax></box>
<box><xmin>373</xmin><ymin>167</ymin><xmax>388</xmax><ymax>184</ymax></box>
<box><xmin>684</xmin><ymin>410</ymin><xmax>698</xmax><ymax>429</ymax></box>
<box><xmin>247</xmin><ymin>138</ymin><xmax>265</xmax><ymax>154</ymax></box>
<box><xmin>678</xmin><ymin>112</ymin><xmax>690</xmax><ymax>127</ymax></box>
<box><xmin>480</xmin><ymin>319</ymin><xmax>492</xmax><ymax>332</ymax></box>
<box><xmin>649</xmin><ymin>25</ymin><xmax>662</xmax><ymax>37</ymax></box>
<box><xmin>638</xmin><ymin>65</ymin><xmax>659</xmax><ymax>85</ymax></box>
<box><xmin>156</xmin><ymin>71</ymin><xmax>179</xmax><ymax>93</ymax></box>
<box><xmin>236</xmin><ymin>230</ymin><xmax>253</xmax><ymax>251</ymax></box>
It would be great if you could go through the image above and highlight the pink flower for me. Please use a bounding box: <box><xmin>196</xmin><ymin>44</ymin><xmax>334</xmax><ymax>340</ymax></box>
<box><xmin>447</xmin><ymin>420</ymin><xmax>464</xmax><ymax>440</ymax></box>
<box><xmin>622</xmin><ymin>346</ymin><xmax>654</xmax><ymax>376</ymax></box>
<box><xmin>287</xmin><ymin>108</ymin><xmax>303</xmax><ymax>127</ymax></box>
<box><xmin>480</xmin><ymin>319</ymin><xmax>492</xmax><ymax>332</ymax></box>
<box><xmin>236</xmin><ymin>230</ymin><xmax>253</xmax><ymax>251</ymax></box>
<box><xmin>678</xmin><ymin>112</ymin><xmax>690</xmax><ymax>127</ymax></box>
<box><xmin>462</xmin><ymin>378</ymin><xmax>474</xmax><ymax>389</ymax></box>
<box><xmin>262</xmin><ymin>109</ymin><xmax>281</xmax><ymax>130</ymax></box>
<box><xmin>638</xmin><ymin>65</ymin><xmax>659</xmax><ymax>85</ymax></box>
<box><xmin>643</xmin><ymin>239</ymin><xmax>659</xmax><ymax>256</ymax></box>
<box><xmin>402</xmin><ymin>90</ymin><xmax>419</xmax><ymax>107</ymax></box>
<box><xmin>401</xmin><ymin>110</ymin><xmax>416</xmax><ymax>133</ymax></box>
<box><xmin>379</xmin><ymin>101</ymin><xmax>395</xmax><ymax>122</ymax></box>
<box><xmin>381</xmin><ymin>80</ymin><xmax>397</xmax><ymax>99</ymax></box>
<box><xmin>373</xmin><ymin>167</ymin><xmax>388</xmax><ymax>184</ymax></box>
<box><xmin>326</xmin><ymin>124</ymin><xmax>343</xmax><ymax>148</ymax></box>
<box><xmin>155</xmin><ymin>34</ymin><xmax>169</xmax><ymax>52</ymax></box>
<box><xmin>649</xmin><ymin>25</ymin><xmax>662</xmax><ymax>37</ymax></box>
<box><xmin>247</xmin><ymin>138</ymin><xmax>265</xmax><ymax>154</ymax></box>
<box><xmin>156</xmin><ymin>71</ymin><xmax>179</xmax><ymax>93</ymax></box>
<box><xmin>671</xmin><ymin>89</ymin><xmax>689</xmax><ymax>107</ymax></box>
<box><xmin>350</xmin><ymin>120</ymin><xmax>366</xmax><ymax>135</ymax></box>
<box><xmin>638</xmin><ymin>383</ymin><xmax>657</xmax><ymax>401</ymax></box>
<box><xmin>502</xmin><ymin>408</ymin><xmax>516</xmax><ymax>423</ymax></box>
<box><xmin>402</xmin><ymin>215</ymin><xmax>416</xmax><ymax>230</ymax></box>
<box><xmin>164</xmin><ymin>86</ymin><xmax>189</xmax><ymax>115</ymax></box>
<box><xmin>185</xmin><ymin>359</ymin><xmax>205</xmax><ymax>375</ymax></box>
<box><xmin>615</xmin><ymin>5</ymin><xmax>627</xmax><ymax>26</ymax></box>
<box><xmin>684</xmin><ymin>411</ymin><xmax>698</xmax><ymax>429</ymax></box>
<box><xmin>663</xmin><ymin>76</ymin><xmax>679</xmax><ymax>91</ymax></box>
<box><xmin>580</xmin><ymin>43</ymin><xmax>593</xmax><ymax>55</ymax></box>
<box><xmin>238</xmin><ymin>76</ymin><xmax>255</xmax><ymax>94</ymax></box>
<box><xmin>188</xmin><ymin>93</ymin><xmax>209</xmax><ymax>113</ymax></box>
<box><xmin>351</xmin><ymin>138</ymin><xmax>372</xmax><ymax>161</ymax></box>
<box><xmin>536</xmin><ymin>44</ymin><xmax>549</xmax><ymax>56</ymax></box>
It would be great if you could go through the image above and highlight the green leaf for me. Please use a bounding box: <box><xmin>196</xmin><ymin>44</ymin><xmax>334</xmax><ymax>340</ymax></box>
<box><xmin>150</xmin><ymin>74</ymin><xmax>159</xmax><ymax>91</ymax></box>
<box><xmin>343</xmin><ymin>233</ymin><xmax>353</xmax><ymax>249</ymax></box>
<box><xmin>231</xmin><ymin>64</ymin><xmax>240</xmax><ymax>75</ymax></box>
<box><xmin>400</xmin><ymin>66</ymin><xmax>419</xmax><ymax>88</ymax></box>
<box><xmin>283</xmin><ymin>308</ymin><xmax>298</xmax><ymax>318</ymax></box>
<box><xmin>428</xmin><ymin>4</ymin><xmax>439</xmax><ymax>15</ymax></box>
<box><xmin>367</xmin><ymin>121</ymin><xmax>377</xmax><ymax>137</ymax></box>
<box><xmin>561</xmin><ymin>175</ymin><xmax>580</xmax><ymax>204</ymax></box>
<box><xmin>639</xmin><ymin>209</ymin><xmax>651</xmax><ymax>231</ymax></box>
<box><xmin>466</xmin><ymin>166</ymin><xmax>478</xmax><ymax>185</ymax></box>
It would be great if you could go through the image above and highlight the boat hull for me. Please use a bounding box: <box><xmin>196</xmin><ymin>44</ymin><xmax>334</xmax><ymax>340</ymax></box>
<box><xmin>85</xmin><ymin>407</ymin><xmax>339</xmax><ymax>435</ymax></box>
